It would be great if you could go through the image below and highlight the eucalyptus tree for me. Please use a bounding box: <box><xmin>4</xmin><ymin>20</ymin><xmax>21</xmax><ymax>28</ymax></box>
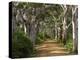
<box><xmin>60</xmin><ymin>5</ymin><xmax>68</xmax><ymax>45</ymax></box>
<box><xmin>44</xmin><ymin>4</ymin><xmax>63</xmax><ymax>40</ymax></box>
<box><xmin>72</xmin><ymin>5</ymin><xmax>78</xmax><ymax>53</ymax></box>
<box><xmin>12</xmin><ymin>2</ymin><xmax>75</xmax><ymax>46</ymax></box>
<box><xmin>13</xmin><ymin>2</ymin><xmax>47</xmax><ymax>45</ymax></box>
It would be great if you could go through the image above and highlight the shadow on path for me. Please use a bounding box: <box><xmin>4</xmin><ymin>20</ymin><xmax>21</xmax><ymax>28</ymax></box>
<box><xmin>35</xmin><ymin>39</ymin><xmax>69</xmax><ymax>57</ymax></box>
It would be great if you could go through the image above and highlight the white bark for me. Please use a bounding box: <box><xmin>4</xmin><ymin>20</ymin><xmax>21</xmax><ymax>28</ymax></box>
<box><xmin>72</xmin><ymin>6</ymin><xmax>78</xmax><ymax>53</ymax></box>
<box><xmin>24</xmin><ymin>24</ymin><xmax>27</xmax><ymax>34</ymax></box>
<box><xmin>62</xmin><ymin>5</ymin><xmax>67</xmax><ymax>45</ymax></box>
<box><xmin>55</xmin><ymin>22</ymin><xmax>58</xmax><ymax>40</ymax></box>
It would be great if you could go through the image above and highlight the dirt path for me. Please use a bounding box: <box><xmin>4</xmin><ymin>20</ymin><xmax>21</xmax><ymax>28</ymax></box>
<box><xmin>35</xmin><ymin>39</ymin><xmax>69</xmax><ymax>57</ymax></box>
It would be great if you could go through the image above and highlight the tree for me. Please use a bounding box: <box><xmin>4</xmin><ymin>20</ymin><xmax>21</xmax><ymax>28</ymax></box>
<box><xmin>72</xmin><ymin>5</ymin><xmax>78</xmax><ymax>53</ymax></box>
<box><xmin>60</xmin><ymin>5</ymin><xmax>68</xmax><ymax>45</ymax></box>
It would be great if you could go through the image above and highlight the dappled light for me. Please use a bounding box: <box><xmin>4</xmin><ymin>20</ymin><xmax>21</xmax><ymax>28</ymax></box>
<box><xmin>35</xmin><ymin>40</ymin><xmax>69</xmax><ymax>56</ymax></box>
<box><xmin>10</xmin><ymin>2</ymin><xmax>78</xmax><ymax>58</ymax></box>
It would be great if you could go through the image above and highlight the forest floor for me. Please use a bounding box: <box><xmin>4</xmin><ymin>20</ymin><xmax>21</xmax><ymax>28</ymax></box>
<box><xmin>35</xmin><ymin>39</ymin><xmax>70</xmax><ymax>57</ymax></box>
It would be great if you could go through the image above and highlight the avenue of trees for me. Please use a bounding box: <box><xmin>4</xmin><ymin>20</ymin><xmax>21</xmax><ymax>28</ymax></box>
<box><xmin>11</xmin><ymin>2</ymin><xmax>78</xmax><ymax>58</ymax></box>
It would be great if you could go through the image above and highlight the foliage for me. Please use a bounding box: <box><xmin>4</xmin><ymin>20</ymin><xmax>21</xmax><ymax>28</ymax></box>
<box><xmin>12</xmin><ymin>30</ymin><xmax>36</xmax><ymax>58</ymax></box>
<box><xmin>12</xmin><ymin>2</ymin><xmax>78</xmax><ymax>56</ymax></box>
<box><xmin>65</xmin><ymin>42</ymin><xmax>73</xmax><ymax>52</ymax></box>
<box><xmin>64</xmin><ymin>37</ymin><xmax>73</xmax><ymax>53</ymax></box>
<box><xmin>35</xmin><ymin>32</ymin><xmax>44</xmax><ymax>44</ymax></box>
<box><xmin>44</xmin><ymin>33</ymin><xmax>51</xmax><ymax>39</ymax></box>
<box><xmin>35</xmin><ymin>32</ymin><xmax>52</xmax><ymax>44</ymax></box>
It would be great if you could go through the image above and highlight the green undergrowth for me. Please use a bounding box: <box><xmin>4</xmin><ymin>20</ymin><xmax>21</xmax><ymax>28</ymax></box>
<box><xmin>64</xmin><ymin>38</ymin><xmax>73</xmax><ymax>53</ymax></box>
<box><xmin>12</xmin><ymin>30</ymin><xmax>36</xmax><ymax>58</ymax></box>
<box><xmin>35</xmin><ymin>32</ymin><xmax>52</xmax><ymax>45</ymax></box>
<box><xmin>35</xmin><ymin>32</ymin><xmax>45</xmax><ymax>45</ymax></box>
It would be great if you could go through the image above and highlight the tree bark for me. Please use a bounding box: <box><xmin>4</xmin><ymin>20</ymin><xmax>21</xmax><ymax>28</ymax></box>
<box><xmin>55</xmin><ymin>22</ymin><xmax>58</xmax><ymax>40</ymax></box>
<box><xmin>72</xmin><ymin>6</ymin><xmax>78</xmax><ymax>53</ymax></box>
<box><xmin>62</xmin><ymin>5</ymin><xmax>67</xmax><ymax>45</ymax></box>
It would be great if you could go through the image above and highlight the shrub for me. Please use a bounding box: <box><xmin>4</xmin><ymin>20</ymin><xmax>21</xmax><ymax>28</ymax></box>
<box><xmin>37</xmin><ymin>32</ymin><xmax>44</xmax><ymax>39</ymax></box>
<box><xmin>35</xmin><ymin>32</ymin><xmax>52</xmax><ymax>44</ymax></box>
<box><xmin>44</xmin><ymin>34</ymin><xmax>51</xmax><ymax>39</ymax></box>
<box><xmin>12</xmin><ymin>30</ymin><xmax>35</xmax><ymax>58</ymax></box>
<box><xmin>35</xmin><ymin>37</ymin><xmax>43</xmax><ymax>45</ymax></box>
<box><xmin>35</xmin><ymin>32</ymin><xmax>44</xmax><ymax>44</ymax></box>
<box><xmin>64</xmin><ymin>38</ymin><xmax>73</xmax><ymax>53</ymax></box>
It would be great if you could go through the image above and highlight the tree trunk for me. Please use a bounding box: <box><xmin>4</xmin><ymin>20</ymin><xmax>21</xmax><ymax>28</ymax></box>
<box><xmin>29</xmin><ymin>16</ymin><xmax>37</xmax><ymax>45</ymax></box>
<box><xmin>57</xmin><ymin>26</ymin><xmax>61</xmax><ymax>41</ymax></box>
<box><xmin>62</xmin><ymin>16</ymin><xmax>67</xmax><ymax>45</ymax></box>
<box><xmin>72</xmin><ymin>6</ymin><xmax>78</xmax><ymax>53</ymax></box>
<box><xmin>62</xmin><ymin>5</ymin><xmax>67</xmax><ymax>45</ymax></box>
<box><xmin>55</xmin><ymin>22</ymin><xmax>58</xmax><ymax>40</ymax></box>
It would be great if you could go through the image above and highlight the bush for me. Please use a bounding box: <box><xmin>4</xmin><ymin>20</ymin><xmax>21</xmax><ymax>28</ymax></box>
<box><xmin>35</xmin><ymin>37</ymin><xmax>43</xmax><ymax>45</ymax></box>
<box><xmin>44</xmin><ymin>34</ymin><xmax>51</xmax><ymax>39</ymax></box>
<box><xmin>35</xmin><ymin>32</ymin><xmax>52</xmax><ymax>44</ymax></box>
<box><xmin>37</xmin><ymin>32</ymin><xmax>44</xmax><ymax>39</ymax></box>
<box><xmin>35</xmin><ymin>32</ymin><xmax>44</xmax><ymax>44</ymax></box>
<box><xmin>64</xmin><ymin>38</ymin><xmax>73</xmax><ymax>52</ymax></box>
<box><xmin>12</xmin><ymin>30</ymin><xmax>35</xmax><ymax>58</ymax></box>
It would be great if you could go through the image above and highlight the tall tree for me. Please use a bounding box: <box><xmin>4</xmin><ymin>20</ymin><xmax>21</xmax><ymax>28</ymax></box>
<box><xmin>61</xmin><ymin>5</ymin><xmax>68</xmax><ymax>45</ymax></box>
<box><xmin>72</xmin><ymin>5</ymin><xmax>78</xmax><ymax>53</ymax></box>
